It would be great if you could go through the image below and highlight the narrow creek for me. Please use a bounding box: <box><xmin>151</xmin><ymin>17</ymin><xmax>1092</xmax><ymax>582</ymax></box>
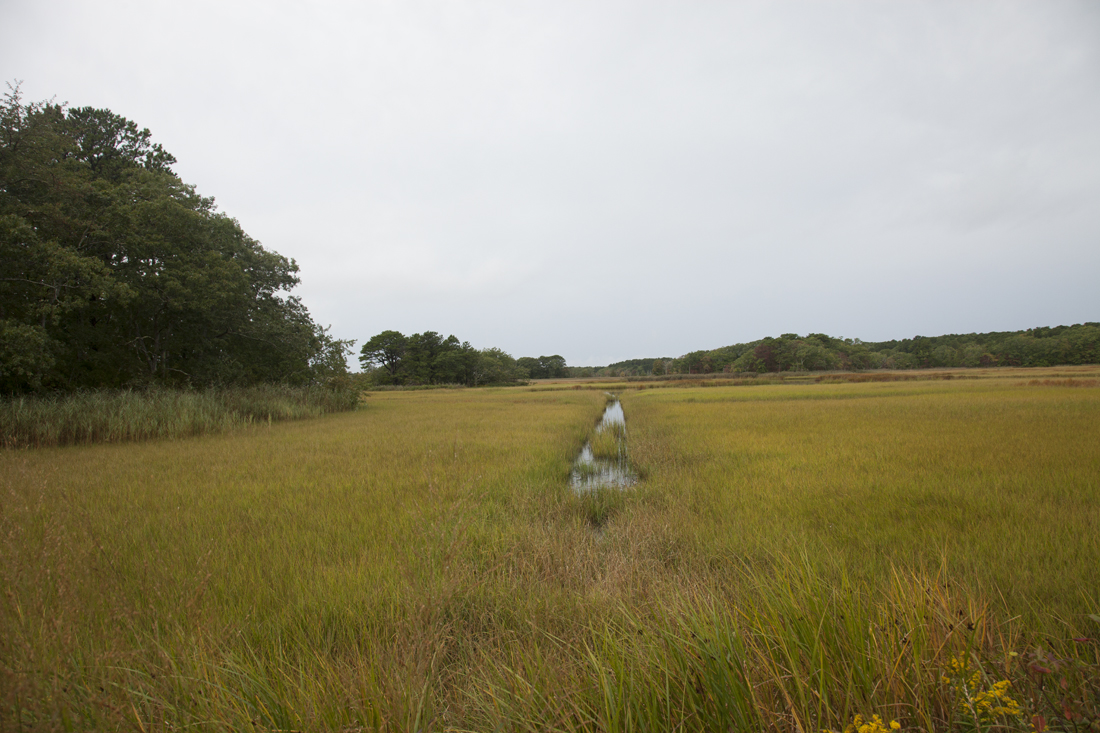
<box><xmin>570</xmin><ymin>395</ymin><xmax>637</xmax><ymax>491</ymax></box>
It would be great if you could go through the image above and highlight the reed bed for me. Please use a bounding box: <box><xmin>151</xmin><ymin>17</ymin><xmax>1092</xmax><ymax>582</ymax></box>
<box><xmin>1</xmin><ymin>375</ymin><xmax>1097</xmax><ymax>731</ymax></box>
<box><xmin>0</xmin><ymin>384</ymin><xmax>362</xmax><ymax>448</ymax></box>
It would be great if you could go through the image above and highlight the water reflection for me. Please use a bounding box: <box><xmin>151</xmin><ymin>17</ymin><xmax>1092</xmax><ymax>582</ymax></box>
<box><xmin>599</xmin><ymin>400</ymin><xmax>625</xmax><ymax>429</ymax></box>
<box><xmin>571</xmin><ymin>396</ymin><xmax>637</xmax><ymax>491</ymax></box>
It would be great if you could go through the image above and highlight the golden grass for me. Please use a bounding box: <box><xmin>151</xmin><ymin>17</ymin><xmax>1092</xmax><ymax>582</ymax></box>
<box><xmin>1</xmin><ymin>373</ymin><xmax>1097</xmax><ymax>731</ymax></box>
<box><xmin>620</xmin><ymin>376</ymin><xmax>1100</xmax><ymax>617</ymax></box>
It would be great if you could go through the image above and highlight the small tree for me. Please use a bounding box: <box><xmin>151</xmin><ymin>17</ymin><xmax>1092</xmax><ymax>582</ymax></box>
<box><xmin>359</xmin><ymin>330</ymin><xmax>407</xmax><ymax>382</ymax></box>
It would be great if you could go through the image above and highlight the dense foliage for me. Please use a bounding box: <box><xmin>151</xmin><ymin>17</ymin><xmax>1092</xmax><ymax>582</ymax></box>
<box><xmin>358</xmin><ymin>329</ymin><xmax>529</xmax><ymax>386</ymax></box>
<box><xmin>516</xmin><ymin>354</ymin><xmax>568</xmax><ymax>379</ymax></box>
<box><xmin>589</xmin><ymin>324</ymin><xmax>1100</xmax><ymax>376</ymax></box>
<box><xmin>358</xmin><ymin>329</ymin><xmax>571</xmax><ymax>386</ymax></box>
<box><xmin>0</xmin><ymin>85</ymin><xmax>352</xmax><ymax>393</ymax></box>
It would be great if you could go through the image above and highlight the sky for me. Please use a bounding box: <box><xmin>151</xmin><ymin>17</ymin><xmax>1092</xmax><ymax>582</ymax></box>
<box><xmin>3</xmin><ymin>1</ymin><xmax>1099</xmax><ymax>366</ymax></box>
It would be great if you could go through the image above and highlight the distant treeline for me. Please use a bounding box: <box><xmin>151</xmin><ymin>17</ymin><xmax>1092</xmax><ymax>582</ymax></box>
<box><xmin>576</xmin><ymin>323</ymin><xmax>1100</xmax><ymax>377</ymax></box>
<box><xmin>360</xmin><ymin>323</ymin><xmax>1100</xmax><ymax>385</ymax></box>
<box><xmin>358</xmin><ymin>330</ymin><xmax>568</xmax><ymax>386</ymax></box>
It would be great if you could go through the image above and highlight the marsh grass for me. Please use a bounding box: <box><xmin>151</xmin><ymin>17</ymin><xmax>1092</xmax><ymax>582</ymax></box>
<box><xmin>471</xmin><ymin>558</ymin><xmax>1061</xmax><ymax>733</ymax></box>
<box><xmin>620</xmin><ymin>377</ymin><xmax>1100</xmax><ymax>618</ymax></box>
<box><xmin>2</xmin><ymin>375</ymin><xmax>1098</xmax><ymax>731</ymax></box>
<box><xmin>1024</xmin><ymin>378</ymin><xmax>1099</xmax><ymax>387</ymax></box>
<box><xmin>589</xmin><ymin>424</ymin><xmax>626</xmax><ymax>461</ymax></box>
<box><xmin>572</xmin><ymin>485</ymin><xmax>629</xmax><ymax>528</ymax></box>
<box><xmin>0</xmin><ymin>384</ymin><xmax>361</xmax><ymax>448</ymax></box>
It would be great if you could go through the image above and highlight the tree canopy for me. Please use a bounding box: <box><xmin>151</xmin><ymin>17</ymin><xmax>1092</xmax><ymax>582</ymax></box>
<box><xmin>516</xmin><ymin>355</ymin><xmax>568</xmax><ymax>379</ymax></box>
<box><xmin>580</xmin><ymin>325</ymin><xmax>1100</xmax><ymax>377</ymax></box>
<box><xmin>358</xmin><ymin>330</ymin><xmax>561</xmax><ymax>386</ymax></box>
<box><xmin>0</xmin><ymin>85</ymin><xmax>352</xmax><ymax>392</ymax></box>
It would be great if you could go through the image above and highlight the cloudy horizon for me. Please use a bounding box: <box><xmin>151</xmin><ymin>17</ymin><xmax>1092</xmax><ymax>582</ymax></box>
<box><xmin>4</xmin><ymin>1</ymin><xmax>1098</xmax><ymax>366</ymax></box>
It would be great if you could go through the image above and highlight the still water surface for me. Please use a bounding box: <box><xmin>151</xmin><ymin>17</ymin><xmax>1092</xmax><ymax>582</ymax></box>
<box><xmin>570</xmin><ymin>396</ymin><xmax>637</xmax><ymax>491</ymax></box>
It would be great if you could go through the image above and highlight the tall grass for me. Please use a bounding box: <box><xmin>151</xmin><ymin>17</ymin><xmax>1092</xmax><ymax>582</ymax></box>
<box><xmin>0</xmin><ymin>384</ymin><xmax>361</xmax><ymax>448</ymax></box>
<box><xmin>589</xmin><ymin>422</ymin><xmax>627</xmax><ymax>461</ymax></box>
<box><xmin>472</xmin><ymin>555</ymin><xmax>1097</xmax><ymax>733</ymax></box>
<box><xmin>1</xmin><ymin>376</ymin><xmax>1097</xmax><ymax>731</ymax></box>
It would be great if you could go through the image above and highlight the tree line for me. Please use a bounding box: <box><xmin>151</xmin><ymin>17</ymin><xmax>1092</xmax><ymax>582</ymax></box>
<box><xmin>0</xmin><ymin>85</ymin><xmax>353</xmax><ymax>393</ymax></box>
<box><xmin>360</xmin><ymin>322</ymin><xmax>1100</xmax><ymax>386</ymax></box>
<box><xmin>582</xmin><ymin>324</ymin><xmax>1100</xmax><ymax>377</ymax></box>
<box><xmin>358</xmin><ymin>330</ymin><xmax>567</xmax><ymax>386</ymax></box>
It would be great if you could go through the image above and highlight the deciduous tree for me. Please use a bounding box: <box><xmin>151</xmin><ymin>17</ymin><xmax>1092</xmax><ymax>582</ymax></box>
<box><xmin>0</xmin><ymin>84</ymin><xmax>347</xmax><ymax>392</ymax></box>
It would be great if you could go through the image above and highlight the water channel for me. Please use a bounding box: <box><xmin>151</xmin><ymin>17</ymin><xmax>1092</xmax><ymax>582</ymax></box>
<box><xmin>570</xmin><ymin>395</ymin><xmax>637</xmax><ymax>491</ymax></box>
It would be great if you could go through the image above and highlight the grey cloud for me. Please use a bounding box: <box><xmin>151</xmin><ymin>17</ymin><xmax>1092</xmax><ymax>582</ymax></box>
<box><xmin>3</xmin><ymin>0</ymin><xmax>1097</xmax><ymax>365</ymax></box>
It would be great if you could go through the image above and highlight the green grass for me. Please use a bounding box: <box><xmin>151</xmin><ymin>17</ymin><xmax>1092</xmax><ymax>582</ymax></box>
<box><xmin>589</xmin><ymin>423</ymin><xmax>626</xmax><ymax>461</ymax></box>
<box><xmin>1</xmin><ymin>375</ymin><xmax>1098</xmax><ymax>731</ymax></box>
<box><xmin>0</xmin><ymin>384</ymin><xmax>362</xmax><ymax>448</ymax></box>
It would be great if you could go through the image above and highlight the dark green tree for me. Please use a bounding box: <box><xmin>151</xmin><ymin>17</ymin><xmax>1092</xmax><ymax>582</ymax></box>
<box><xmin>541</xmin><ymin>354</ymin><xmax>567</xmax><ymax>378</ymax></box>
<box><xmin>516</xmin><ymin>356</ymin><xmax>539</xmax><ymax>378</ymax></box>
<box><xmin>403</xmin><ymin>331</ymin><xmax>447</xmax><ymax>384</ymax></box>
<box><xmin>358</xmin><ymin>328</ymin><xmax>528</xmax><ymax>387</ymax></box>
<box><xmin>518</xmin><ymin>354</ymin><xmax>568</xmax><ymax>379</ymax></box>
<box><xmin>358</xmin><ymin>330</ymin><xmax>408</xmax><ymax>383</ymax></box>
<box><xmin>0</xmin><ymin>84</ymin><xmax>347</xmax><ymax>392</ymax></box>
<box><xmin>473</xmin><ymin>347</ymin><xmax>525</xmax><ymax>385</ymax></box>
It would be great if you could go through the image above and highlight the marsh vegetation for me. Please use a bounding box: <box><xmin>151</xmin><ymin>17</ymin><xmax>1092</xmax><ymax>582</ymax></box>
<box><xmin>2</xmin><ymin>370</ymin><xmax>1098</xmax><ymax>731</ymax></box>
<box><xmin>571</xmin><ymin>396</ymin><xmax>636</xmax><ymax>493</ymax></box>
<box><xmin>0</xmin><ymin>384</ymin><xmax>361</xmax><ymax>448</ymax></box>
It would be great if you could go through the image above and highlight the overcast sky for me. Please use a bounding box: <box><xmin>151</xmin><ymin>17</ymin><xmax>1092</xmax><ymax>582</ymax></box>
<box><xmin>4</xmin><ymin>1</ymin><xmax>1098</xmax><ymax>366</ymax></box>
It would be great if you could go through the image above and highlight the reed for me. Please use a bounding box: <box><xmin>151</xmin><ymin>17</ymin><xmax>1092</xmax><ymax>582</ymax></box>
<box><xmin>0</xmin><ymin>384</ymin><xmax>361</xmax><ymax>448</ymax></box>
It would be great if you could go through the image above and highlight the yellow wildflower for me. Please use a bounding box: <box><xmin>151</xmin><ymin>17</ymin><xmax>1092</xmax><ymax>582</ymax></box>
<box><xmin>941</xmin><ymin>656</ymin><xmax>1023</xmax><ymax>724</ymax></box>
<box><xmin>842</xmin><ymin>714</ymin><xmax>901</xmax><ymax>733</ymax></box>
